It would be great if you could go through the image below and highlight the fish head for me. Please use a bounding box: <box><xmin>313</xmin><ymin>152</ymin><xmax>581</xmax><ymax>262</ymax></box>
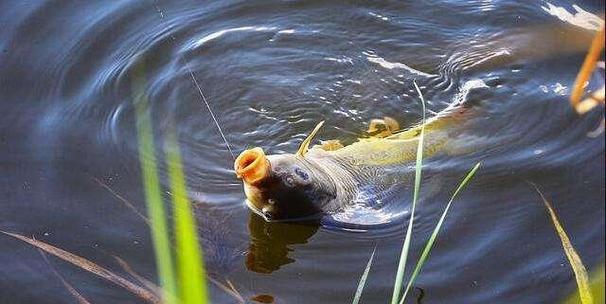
<box><xmin>235</xmin><ymin>147</ymin><xmax>336</xmax><ymax>221</ymax></box>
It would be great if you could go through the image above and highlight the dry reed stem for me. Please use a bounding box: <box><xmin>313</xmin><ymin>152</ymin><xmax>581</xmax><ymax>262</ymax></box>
<box><xmin>531</xmin><ymin>185</ymin><xmax>592</xmax><ymax>304</ymax></box>
<box><xmin>0</xmin><ymin>231</ymin><xmax>161</xmax><ymax>304</ymax></box>
<box><xmin>571</xmin><ymin>26</ymin><xmax>605</xmax><ymax>114</ymax></box>
<box><xmin>39</xmin><ymin>250</ymin><xmax>92</xmax><ymax>304</ymax></box>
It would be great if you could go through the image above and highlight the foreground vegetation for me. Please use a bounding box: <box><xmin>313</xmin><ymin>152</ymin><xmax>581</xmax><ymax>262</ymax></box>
<box><xmin>0</xmin><ymin>23</ymin><xmax>603</xmax><ymax>304</ymax></box>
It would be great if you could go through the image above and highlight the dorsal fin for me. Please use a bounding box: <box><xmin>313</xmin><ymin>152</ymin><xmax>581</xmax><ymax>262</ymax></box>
<box><xmin>296</xmin><ymin>121</ymin><xmax>325</xmax><ymax>157</ymax></box>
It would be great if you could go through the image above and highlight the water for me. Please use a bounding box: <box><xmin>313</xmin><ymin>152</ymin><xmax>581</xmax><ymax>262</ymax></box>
<box><xmin>1</xmin><ymin>1</ymin><xmax>604</xmax><ymax>303</ymax></box>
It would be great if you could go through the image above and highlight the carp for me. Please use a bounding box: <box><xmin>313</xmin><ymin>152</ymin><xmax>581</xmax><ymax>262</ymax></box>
<box><xmin>234</xmin><ymin>100</ymin><xmax>470</xmax><ymax>221</ymax></box>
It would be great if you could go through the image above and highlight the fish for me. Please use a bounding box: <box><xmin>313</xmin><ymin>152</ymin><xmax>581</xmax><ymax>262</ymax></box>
<box><xmin>233</xmin><ymin>20</ymin><xmax>606</xmax><ymax>222</ymax></box>
<box><xmin>234</xmin><ymin>100</ymin><xmax>471</xmax><ymax>222</ymax></box>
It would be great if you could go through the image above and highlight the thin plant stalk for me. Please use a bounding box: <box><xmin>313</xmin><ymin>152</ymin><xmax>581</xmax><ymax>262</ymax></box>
<box><xmin>39</xmin><ymin>250</ymin><xmax>92</xmax><ymax>304</ymax></box>
<box><xmin>570</xmin><ymin>25</ymin><xmax>605</xmax><ymax>114</ymax></box>
<box><xmin>352</xmin><ymin>245</ymin><xmax>377</xmax><ymax>304</ymax></box>
<box><xmin>0</xmin><ymin>231</ymin><xmax>160</xmax><ymax>304</ymax></box>
<box><xmin>132</xmin><ymin>60</ymin><xmax>177</xmax><ymax>304</ymax></box>
<box><xmin>400</xmin><ymin>163</ymin><xmax>481</xmax><ymax>303</ymax></box>
<box><xmin>165</xmin><ymin>127</ymin><xmax>210</xmax><ymax>304</ymax></box>
<box><xmin>532</xmin><ymin>184</ymin><xmax>592</xmax><ymax>304</ymax></box>
<box><xmin>391</xmin><ymin>80</ymin><xmax>427</xmax><ymax>304</ymax></box>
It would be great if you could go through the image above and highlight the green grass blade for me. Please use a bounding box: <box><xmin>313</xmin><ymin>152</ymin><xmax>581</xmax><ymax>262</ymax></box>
<box><xmin>352</xmin><ymin>245</ymin><xmax>377</xmax><ymax>304</ymax></box>
<box><xmin>532</xmin><ymin>184</ymin><xmax>593</xmax><ymax>304</ymax></box>
<box><xmin>400</xmin><ymin>162</ymin><xmax>481</xmax><ymax>303</ymax></box>
<box><xmin>165</xmin><ymin>128</ymin><xmax>210</xmax><ymax>304</ymax></box>
<box><xmin>391</xmin><ymin>80</ymin><xmax>427</xmax><ymax>304</ymax></box>
<box><xmin>564</xmin><ymin>265</ymin><xmax>604</xmax><ymax>304</ymax></box>
<box><xmin>132</xmin><ymin>60</ymin><xmax>177</xmax><ymax>304</ymax></box>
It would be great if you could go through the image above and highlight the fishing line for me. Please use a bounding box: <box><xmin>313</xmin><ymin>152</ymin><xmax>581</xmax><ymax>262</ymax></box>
<box><xmin>151</xmin><ymin>1</ymin><xmax>236</xmax><ymax>160</ymax></box>
<box><xmin>185</xmin><ymin>64</ymin><xmax>236</xmax><ymax>160</ymax></box>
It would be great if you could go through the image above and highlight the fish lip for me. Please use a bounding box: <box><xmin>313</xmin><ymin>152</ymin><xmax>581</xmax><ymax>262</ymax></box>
<box><xmin>235</xmin><ymin>147</ymin><xmax>271</xmax><ymax>185</ymax></box>
<box><xmin>245</xmin><ymin>199</ymin><xmax>272</xmax><ymax>221</ymax></box>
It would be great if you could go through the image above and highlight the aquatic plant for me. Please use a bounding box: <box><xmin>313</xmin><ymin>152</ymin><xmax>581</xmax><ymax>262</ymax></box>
<box><xmin>556</xmin><ymin>23</ymin><xmax>605</xmax><ymax>303</ymax></box>
<box><xmin>132</xmin><ymin>61</ymin><xmax>178</xmax><ymax>304</ymax></box>
<box><xmin>399</xmin><ymin>162</ymin><xmax>480</xmax><ymax>302</ymax></box>
<box><xmin>2</xmin><ymin>60</ymin><xmax>211</xmax><ymax>304</ymax></box>
<box><xmin>352</xmin><ymin>245</ymin><xmax>377</xmax><ymax>304</ymax></box>
<box><xmin>349</xmin><ymin>81</ymin><xmax>482</xmax><ymax>304</ymax></box>
<box><xmin>165</xmin><ymin>128</ymin><xmax>209</xmax><ymax>303</ymax></box>
<box><xmin>133</xmin><ymin>59</ymin><xmax>209</xmax><ymax>304</ymax></box>
<box><xmin>392</xmin><ymin>82</ymin><xmax>482</xmax><ymax>304</ymax></box>
<box><xmin>391</xmin><ymin>81</ymin><xmax>428</xmax><ymax>304</ymax></box>
<box><xmin>532</xmin><ymin>184</ymin><xmax>593</xmax><ymax>304</ymax></box>
<box><xmin>39</xmin><ymin>250</ymin><xmax>92</xmax><ymax>304</ymax></box>
<box><xmin>570</xmin><ymin>25</ymin><xmax>605</xmax><ymax>114</ymax></box>
<box><xmin>3</xmin><ymin>57</ymin><xmax>223</xmax><ymax>304</ymax></box>
<box><xmin>0</xmin><ymin>231</ymin><xmax>161</xmax><ymax>303</ymax></box>
<box><xmin>564</xmin><ymin>265</ymin><xmax>605</xmax><ymax>304</ymax></box>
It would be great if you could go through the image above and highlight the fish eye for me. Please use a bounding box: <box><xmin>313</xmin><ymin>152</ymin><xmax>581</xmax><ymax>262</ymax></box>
<box><xmin>294</xmin><ymin>167</ymin><xmax>309</xmax><ymax>180</ymax></box>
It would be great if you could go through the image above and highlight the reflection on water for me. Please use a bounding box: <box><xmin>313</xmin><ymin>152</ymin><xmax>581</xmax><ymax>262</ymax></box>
<box><xmin>246</xmin><ymin>213</ymin><xmax>319</xmax><ymax>274</ymax></box>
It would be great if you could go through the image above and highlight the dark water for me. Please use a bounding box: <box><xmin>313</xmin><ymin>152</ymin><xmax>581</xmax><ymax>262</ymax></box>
<box><xmin>1</xmin><ymin>1</ymin><xmax>604</xmax><ymax>303</ymax></box>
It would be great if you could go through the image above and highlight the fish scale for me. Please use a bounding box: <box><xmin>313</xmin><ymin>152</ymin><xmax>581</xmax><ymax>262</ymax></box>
<box><xmin>302</xmin><ymin>105</ymin><xmax>469</xmax><ymax>217</ymax></box>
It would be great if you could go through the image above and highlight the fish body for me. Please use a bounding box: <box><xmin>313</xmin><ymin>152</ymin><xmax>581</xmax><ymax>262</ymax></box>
<box><xmin>233</xmin><ymin>20</ymin><xmax>606</xmax><ymax>221</ymax></box>
<box><xmin>235</xmin><ymin>102</ymin><xmax>469</xmax><ymax>221</ymax></box>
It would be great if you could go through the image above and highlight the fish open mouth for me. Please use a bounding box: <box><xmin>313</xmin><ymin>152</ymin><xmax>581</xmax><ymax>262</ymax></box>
<box><xmin>235</xmin><ymin>147</ymin><xmax>271</xmax><ymax>185</ymax></box>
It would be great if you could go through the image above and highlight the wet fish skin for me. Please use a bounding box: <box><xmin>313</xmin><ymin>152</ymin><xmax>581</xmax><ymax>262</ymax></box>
<box><xmin>235</xmin><ymin>102</ymin><xmax>470</xmax><ymax>221</ymax></box>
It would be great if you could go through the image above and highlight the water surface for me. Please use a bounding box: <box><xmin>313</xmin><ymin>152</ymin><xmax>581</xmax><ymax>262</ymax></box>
<box><xmin>1</xmin><ymin>1</ymin><xmax>604</xmax><ymax>303</ymax></box>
